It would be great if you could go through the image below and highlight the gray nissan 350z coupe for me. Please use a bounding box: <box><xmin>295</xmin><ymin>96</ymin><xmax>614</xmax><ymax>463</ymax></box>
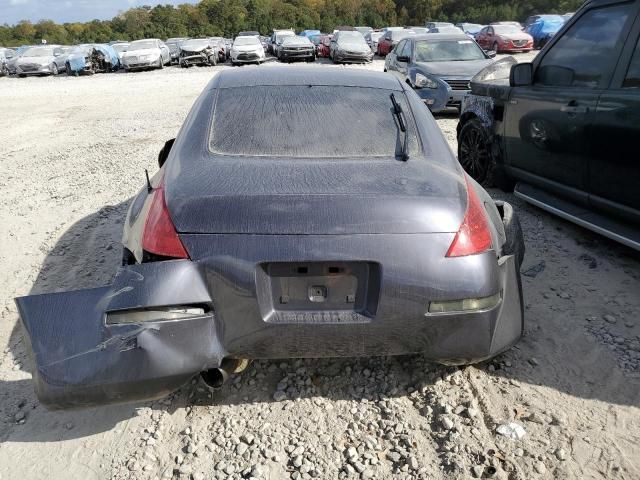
<box><xmin>16</xmin><ymin>67</ymin><xmax>525</xmax><ymax>409</ymax></box>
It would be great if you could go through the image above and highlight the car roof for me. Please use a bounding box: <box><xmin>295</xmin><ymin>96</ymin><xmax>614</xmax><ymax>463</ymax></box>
<box><xmin>213</xmin><ymin>66</ymin><xmax>403</xmax><ymax>90</ymax></box>
<box><xmin>412</xmin><ymin>33</ymin><xmax>473</xmax><ymax>41</ymax></box>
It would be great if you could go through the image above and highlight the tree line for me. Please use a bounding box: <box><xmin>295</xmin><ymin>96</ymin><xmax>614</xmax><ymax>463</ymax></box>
<box><xmin>0</xmin><ymin>0</ymin><xmax>584</xmax><ymax>47</ymax></box>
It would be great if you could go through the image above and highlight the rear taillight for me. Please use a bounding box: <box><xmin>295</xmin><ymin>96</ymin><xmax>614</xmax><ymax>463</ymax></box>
<box><xmin>142</xmin><ymin>180</ymin><xmax>189</xmax><ymax>259</ymax></box>
<box><xmin>446</xmin><ymin>175</ymin><xmax>492</xmax><ymax>257</ymax></box>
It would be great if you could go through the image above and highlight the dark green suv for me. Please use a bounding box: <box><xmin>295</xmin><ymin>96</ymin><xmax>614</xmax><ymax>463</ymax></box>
<box><xmin>457</xmin><ymin>0</ymin><xmax>640</xmax><ymax>250</ymax></box>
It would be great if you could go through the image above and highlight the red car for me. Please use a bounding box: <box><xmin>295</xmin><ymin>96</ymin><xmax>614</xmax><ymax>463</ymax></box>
<box><xmin>377</xmin><ymin>30</ymin><xmax>415</xmax><ymax>56</ymax></box>
<box><xmin>317</xmin><ymin>35</ymin><xmax>332</xmax><ymax>58</ymax></box>
<box><xmin>475</xmin><ymin>25</ymin><xmax>533</xmax><ymax>53</ymax></box>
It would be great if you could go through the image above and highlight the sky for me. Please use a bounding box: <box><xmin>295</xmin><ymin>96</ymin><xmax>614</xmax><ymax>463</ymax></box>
<box><xmin>0</xmin><ymin>0</ymin><xmax>199</xmax><ymax>25</ymax></box>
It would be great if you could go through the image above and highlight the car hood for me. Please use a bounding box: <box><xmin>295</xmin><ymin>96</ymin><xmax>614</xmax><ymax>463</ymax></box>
<box><xmin>17</xmin><ymin>55</ymin><xmax>53</xmax><ymax>64</ymax></box>
<box><xmin>415</xmin><ymin>59</ymin><xmax>494</xmax><ymax>78</ymax></box>
<box><xmin>123</xmin><ymin>48</ymin><xmax>159</xmax><ymax>57</ymax></box>
<box><xmin>499</xmin><ymin>33</ymin><xmax>532</xmax><ymax>41</ymax></box>
<box><xmin>337</xmin><ymin>41</ymin><xmax>370</xmax><ymax>52</ymax></box>
<box><xmin>282</xmin><ymin>40</ymin><xmax>313</xmax><ymax>48</ymax></box>
<box><xmin>180</xmin><ymin>42</ymin><xmax>212</xmax><ymax>52</ymax></box>
<box><xmin>233</xmin><ymin>44</ymin><xmax>261</xmax><ymax>52</ymax></box>
<box><xmin>165</xmin><ymin>158</ymin><xmax>466</xmax><ymax>235</ymax></box>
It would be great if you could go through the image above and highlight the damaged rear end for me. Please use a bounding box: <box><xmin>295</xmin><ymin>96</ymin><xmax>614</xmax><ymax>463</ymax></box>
<box><xmin>15</xmin><ymin>69</ymin><xmax>524</xmax><ymax>408</ymax></box>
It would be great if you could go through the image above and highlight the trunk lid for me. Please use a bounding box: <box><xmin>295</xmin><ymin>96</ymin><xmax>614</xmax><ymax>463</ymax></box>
<box><xmin>165</xmin><ymin>159</ymin><xmax>465</xmax><ymax>235</ymax></box>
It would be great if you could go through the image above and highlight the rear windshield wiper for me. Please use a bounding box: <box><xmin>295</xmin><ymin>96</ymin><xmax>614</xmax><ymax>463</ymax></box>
<box><xmin>390</xmin><ymin>93</ymin><xmax>409</xmax><ymax>161</ymax></box>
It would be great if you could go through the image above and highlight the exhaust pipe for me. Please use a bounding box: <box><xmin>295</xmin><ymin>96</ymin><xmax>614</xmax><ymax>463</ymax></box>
<box><xmin>201</xmin><ymin>367</ymin><xmax>229</xmax><ymax>389</ymax></box>
<box><xmin>200</xmin><ymin>358</ymin><xmax>251</xmax><ymax>389</ymax></box>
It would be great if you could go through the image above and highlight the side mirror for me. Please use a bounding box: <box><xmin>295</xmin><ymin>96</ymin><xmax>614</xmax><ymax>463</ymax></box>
<box><xmin>486</xmin><ymin>50</ymin><xmax>497</xmax><ymax>58</ymax></box>
<box><xmin>158</xmin><ymin>138</ymin><xmax>175</xmax><ymax>168</ymax></box>
<box><xmin>396</xmin><ymin>55</ymin><xmax>410</xmax><ymax>63</ymax></box>
<box><xmin>510</xmin><ymin>62</ymin><xmax>533</xmax><ymax>87</ymax></box>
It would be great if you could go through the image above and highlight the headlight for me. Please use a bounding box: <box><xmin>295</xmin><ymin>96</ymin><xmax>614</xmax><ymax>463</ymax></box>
<box><xmin>415</xmin><ymin>73</ymin><xmax>439</xmax><ymax>89</ymax></box>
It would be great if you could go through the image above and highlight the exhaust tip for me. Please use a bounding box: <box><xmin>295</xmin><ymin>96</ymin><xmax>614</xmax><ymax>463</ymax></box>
<box><xmin>201</xmin><ymin>368</ymin><xmax>228</xmax><ymax>389</ymax></box>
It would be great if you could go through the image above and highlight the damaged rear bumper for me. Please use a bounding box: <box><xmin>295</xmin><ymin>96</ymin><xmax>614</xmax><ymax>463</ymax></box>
<box><xmin>16</xmin><ymin>237</ymin><xmax>523</xmax><ymax>409</ymax></box>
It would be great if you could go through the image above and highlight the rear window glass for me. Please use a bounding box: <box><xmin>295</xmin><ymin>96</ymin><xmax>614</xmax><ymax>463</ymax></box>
<box><xmin>209</xmin><ymin>86</ymin><xmax>418</xmax><ymax>158</ymax></box>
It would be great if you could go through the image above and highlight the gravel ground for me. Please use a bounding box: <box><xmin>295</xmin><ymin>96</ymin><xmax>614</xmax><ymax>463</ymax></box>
<box><xmin>1</xmin><ymin>56</ymin><xmax>639</xmax><ymax>480</ymax></box>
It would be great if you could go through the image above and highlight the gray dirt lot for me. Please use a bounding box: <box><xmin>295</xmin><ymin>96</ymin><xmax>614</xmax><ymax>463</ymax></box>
<box><xmin>0</xmin><ymin>57</ymin><xmax>639</xmax><ymax>480</ymax></box>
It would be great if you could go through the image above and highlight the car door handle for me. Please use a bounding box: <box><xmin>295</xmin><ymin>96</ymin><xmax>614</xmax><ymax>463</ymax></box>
<box><xmin>561</xmin><ymin>102</ymin><xmax>588</xmax><ymax>114</ymax></box>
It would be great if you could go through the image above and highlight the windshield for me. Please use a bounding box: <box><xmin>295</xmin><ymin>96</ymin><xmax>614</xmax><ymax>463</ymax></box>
<box><xmin>234</xmin><ymin>37</ymin><xmax>260</xmax><ymax>46</ymax></box>
<box><xmin>128</xmin><ymin>40</ymin><xmax>157</xmax><ymax>50</ymax></box>
<box><xmin>112</xmin><ymin>44</ymin><xmax>129</xmax><ymax>53</ymax></box>
<box><xmin>23</xmin><ymin>47</ymin><xmax>55</xmax><ymax>57</ymax></box>
<box><xmin>414</xmin><ymin>39</ymin><xmax>486</xmax><ymax>62</ymax></box>
<box><xmin>493</xmin><ymin>25</ymin><xmax>523</xmax><ymax>35</ymax></box>
<box><xmin>276</xmin><ymin>32</ymin><xmax>295</xmax><ymax>42</ymax></box>
<box><xmin>209</xmin><ymin>86</ymin><xmax>417</xmax><ymax>158</ymax></box>
<box><xmin>337</xmin><ymin>32</ymin><xmax>367</xmax><ymax>46</ymax></box>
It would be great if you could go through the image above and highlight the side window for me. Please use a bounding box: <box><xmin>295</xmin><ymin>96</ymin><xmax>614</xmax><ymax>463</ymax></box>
<box><xmin>400</xmin><ymin>40</ymin><xmax>412</xmax><ymax>58</ymax></box>
<box><xmin>535</xmin><ymin>3</ymin><xmax>633</xmax><ymax>89</ymax></box>
<box><xmin>395</xmin><ymin>40</ymin><xmax>406</xmax><ymax>55</ymax></box>
<box><xmin>623</xmin><ymin>34</ymin><xmax>640</xmax><ymax>88</ymax></box>
<box><xmin>487</xmin><ymin>27</ymin><xmax>494</xmax><ymax>35</ymax></box>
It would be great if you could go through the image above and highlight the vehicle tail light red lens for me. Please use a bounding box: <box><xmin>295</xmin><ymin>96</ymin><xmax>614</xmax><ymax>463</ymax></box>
<box><xmin>446</xmin><ymin>175</ymin><xmax>493</xmax><ymax>257</ymax></box>
<box><xmin>142</xmin><ymin>179</ymin><xmax>189</xmax><ymax>259</ymax></box>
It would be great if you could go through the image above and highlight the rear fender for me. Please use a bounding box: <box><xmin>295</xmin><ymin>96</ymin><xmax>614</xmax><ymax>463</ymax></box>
<box><xmin>15</xmin><ymin>260</ymin><xmax>220</xmax><ymax>409</ymax></box>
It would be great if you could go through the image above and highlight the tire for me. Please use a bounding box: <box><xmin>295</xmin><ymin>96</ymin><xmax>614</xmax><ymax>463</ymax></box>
<box><xmin>158</xmin><ymin>58</ymin><xmax>164</xmax><ymax>69</ymax></box>
<box><xmin>458</xmin><ymin>118</ymin><xmax>496</xmax><ymax>187</ymax></box>
<box><xmin>51</xmin><ymin>63</ymin><xmax>59</xmax><ymax>75</ymax></box>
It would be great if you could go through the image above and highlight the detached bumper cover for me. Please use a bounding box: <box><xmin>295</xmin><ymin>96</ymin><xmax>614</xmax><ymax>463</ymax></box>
<box><xmin>16</xmin><ymin>231</ymin><xmax>523</xmax><ymax>409</ymax></box>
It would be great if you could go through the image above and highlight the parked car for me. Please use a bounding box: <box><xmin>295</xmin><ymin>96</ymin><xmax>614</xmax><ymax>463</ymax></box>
<box><xmin>316</xmin><ymin>35</ymin><xmax>332</xmax><ymax>57</ymax></box>
<box><xmin>271</xmin><ymin>29</ymin><xmax>296</xmax><ymax>56</ymax></box>
<box><xmin>5</xmin><ymin>45</ymin><xmax>29</xmax><ymax>75</ymax></box>
<box><xmin>15</xmin><ymin>66</ymin><xmax>525</xmax><ymax>409</ymax></box>
<box><xmin>278</xmin><ymin>36</ymin><xmax>315</xmax><ymax>62</ymax></box>
<box><xmin>425</xmin><ymin>22</ymin><xmax>454</xmax><ymax>30</ymax></box>
<box><xmin>457</xmin><ymin>0</ymin><xmax>640</xmax><ymax>250</ymax></box>
<box><xmin>524</xmin><ymin>17</ymin><xmax>565</xmax><ymax>48</ymax></box>
<box><xmin>364</xmin><ymin>31</ymin><xmax>383</xmax><ymax>52</ymax></box>
<box><xmin>230</xmin><ymin>35</ymin><xmax>266</xmax><ymax>65</ymax></box>
<box><xmin>121</xmin><ymin>39</ymin><xmax>170</xmax><ymax>71</ymax></box>
<box><xmin>14</xmin><ymin>45</ymin><xmax>62</xmax><ymax>77</ymax></box>
<box><xmin>330</xmin><ymin>30</ymin><xmax>373</xmax><ymax>63</ymax></box>
<box><xmin>377</xmin><ymin>29</ymin><xmax>415</xmax><ymax>56</ymax></box>
<box><xmin>523</xmin><ymin>14</ymin><xmax>563</xmax><ymax>28</ymax></box>
<box><xmin>179</xmin><ymin>38</ymin><xmax>220</xmax><ymax>67</ymax></box>
<box><xmin>476</xmin><ymin>24</ymin><xmax>534</xmax><ymax>53</ymax></box>
<box><xmin>165</xmin><ymin>38</ymin><xmax>188</xmax><ymax>64</ymax></box>
<box><xmin>224</xmin><ymin>38</ymin><xmax>233</xmax><ymax>58</ymax></box>
<box><xmin>111</xmin><ymin>42</ymin><xmax>129</xmax><ymax>63</ymax></box>
<box><xmin>0</xmin><ymin>47</ymin><xmax>17</xmax><ymax>76</ymax></box>
<box><xmin>208</xmin><ymin>37</ymin><xmax>228</xmax><ymax>63</ymax></box>
<box><xmin>65</xmin><ymin>44</ymin><xmax>120</xmax><ymax>75</ymax></box>
<box><xmin>385</xmin><ymin>33</ymin><xmax>495</xmax><ymax>112</ymax></box>
<box><xmin>456</xmin><ymin>23</ymin><xmax>484</xmax><ymax>37</ymax></box>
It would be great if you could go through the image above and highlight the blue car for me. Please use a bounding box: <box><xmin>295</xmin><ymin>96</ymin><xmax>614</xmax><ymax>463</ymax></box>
<box><xmin>298</xmin><ymin>30</ymin><xmax>321</xmax><ymax>38</ymax></box>
<box><xmin>525</xmin><ymin>16</ymin><xmax>565</xmax><ymax>48</ymax></box>
<box><xmin>66</xmin><ymin>44</ymin><xmax>120</xmax><ymax>75</ymax></box>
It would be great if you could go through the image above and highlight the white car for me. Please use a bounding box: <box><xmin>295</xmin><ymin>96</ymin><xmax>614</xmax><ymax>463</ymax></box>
<box><xmin>121</xmin><ymin>39</ymin><xmax>170</xmax><ymax>71</ymax></box>
<box><xmin>230</xmin><ymin>36</ymin><xmax>266</xmax><ymax>65</ymax></box>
